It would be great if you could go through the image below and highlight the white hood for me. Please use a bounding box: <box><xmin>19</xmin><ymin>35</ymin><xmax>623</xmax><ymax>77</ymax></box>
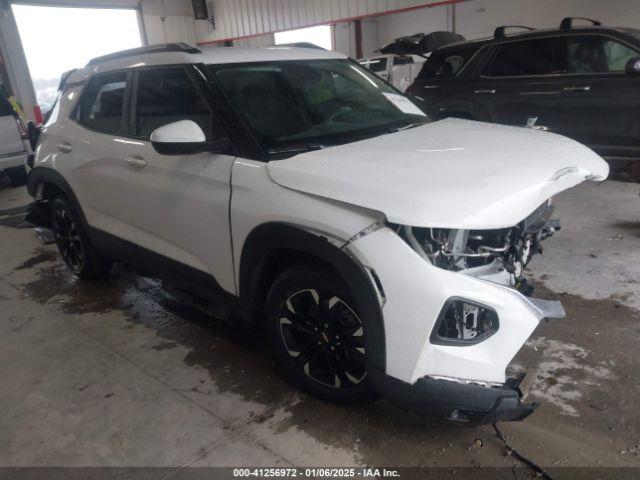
<box><xmin>267</xmin><ymin>119</ymin><xmax>609</xmax><ymax>229</ymax></box>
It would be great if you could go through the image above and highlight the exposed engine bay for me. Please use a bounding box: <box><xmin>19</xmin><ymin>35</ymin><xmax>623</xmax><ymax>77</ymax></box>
<box><xmin>393</xmin><ymin>200</ymin><xmax>561</xmax><ymax>343</ymax></box>
<box><xmin>398</xmin><ymin>200</ymin><xmax>560</xmax><ymax>289</ymax></box>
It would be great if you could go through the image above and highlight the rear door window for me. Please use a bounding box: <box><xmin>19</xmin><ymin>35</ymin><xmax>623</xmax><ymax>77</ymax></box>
<box><xmin>419</xmin><ymin>45</ymin><xmax>480</xmax><ymax>79</ymax></box>
<box><xmin>367</xmin><ymin>57</ymin><xmax>389</xmax><ymax>73</ymax></box>
<box><xmin>568</xmin><ymin>36</ymin><xmax>640</xmax><ymax>73</ymax></box>
<box><xmin>485</xmin><ymin>37</ymin><xmax>567</xmax><ymax>77</ymax></box>
<box><xmin>134</xmin><ymin>67</ymin><xmax>212</xmax><ymax>140</ymax></box>
<box><xmin>78</xmin><ymin>72</ymin><xmax>128</xmax><ymax>135</ymax></box>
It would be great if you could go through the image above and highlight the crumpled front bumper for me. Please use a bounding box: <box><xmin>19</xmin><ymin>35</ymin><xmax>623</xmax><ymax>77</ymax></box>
<box><xmin>346</xmin><ymin>226</ymin><xmax>566</xmax><ymax>423</ymax></box>
<box><xmin>347</xmin><ymin>227</ymin><xmax>561</xmax><ymax>386</ymax></box>
<box><xmin>369</xmin><ymin>367</ymin><xmax>537</xmax><ymax>425</ymax></box>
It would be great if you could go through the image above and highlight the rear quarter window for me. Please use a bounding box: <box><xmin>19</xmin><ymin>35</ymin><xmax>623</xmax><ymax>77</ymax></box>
<box><xmin>368</xmin><ymin>57</ymin><xmax>389</xmax><ymax>73</ymax></box>
<box><xmin>77</xmin><ymin>72</ymin><xmax>128</xmax><ymax>135</ymax></box>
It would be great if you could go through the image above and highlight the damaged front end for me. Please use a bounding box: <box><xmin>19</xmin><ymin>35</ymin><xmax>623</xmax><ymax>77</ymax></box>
<box><xmin>397</xmin><ymin>199</ymin><xmax>559</xmax><ymax>293</ymax></box>
<box><xmin>368</xmin><ymin>368</ymin><xmax>537</xmax><ymax>425</ymax></box>
<box><xmin>347</xmin><ymin>199</ymin><xmax>571</xmax><ymax>425</ymax></box>
<box><xmin>392</xmin><ymin>199</ymin><xmax>565</xmax><ymax>347</ymax></box>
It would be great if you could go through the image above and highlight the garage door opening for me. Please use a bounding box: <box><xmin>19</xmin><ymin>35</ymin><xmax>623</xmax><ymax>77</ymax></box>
<box><xmin>274</xmin><ymin>25</ymin><xmax>333</xmax><ymax>51</ymax></box>
<box><xmin>12</xmin><ymin>4</ymin><xmax>142</xmax><ymax>113</ymax></box>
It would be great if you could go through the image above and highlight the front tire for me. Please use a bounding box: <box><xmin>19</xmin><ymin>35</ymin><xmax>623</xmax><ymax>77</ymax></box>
<box><xmin>266</xmin><ymin>265</ymin><xmax>379</xmax><ymax>404</ymax></box>
<box><xmin>50</xmin><ymin>197</ymin><xmax>112</xmax><ymax>279</ymax></box>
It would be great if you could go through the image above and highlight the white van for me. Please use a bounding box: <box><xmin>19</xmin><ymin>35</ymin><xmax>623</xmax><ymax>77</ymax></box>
<box><xmin>358</xmin><ymin>54</ymin><xmax>426</xmax><ymax>92</ymax></box>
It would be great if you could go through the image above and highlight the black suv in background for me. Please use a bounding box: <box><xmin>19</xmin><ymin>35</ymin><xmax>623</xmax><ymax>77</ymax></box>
<box><xmin>407</xmin><ymin>18</ymin><xmax>640</xmax><ymax>161</ymax></box>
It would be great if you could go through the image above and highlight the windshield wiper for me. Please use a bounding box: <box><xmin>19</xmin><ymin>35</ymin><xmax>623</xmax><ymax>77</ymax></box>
<box><xmin>267</xmin><ymin>143</ymin><xmax>328</xmax><ymax>155</ymax></box>
<box><xmin>388</xmin><ymin>122</ymin><xmax>426</xmax><ymax>133</ymax></box>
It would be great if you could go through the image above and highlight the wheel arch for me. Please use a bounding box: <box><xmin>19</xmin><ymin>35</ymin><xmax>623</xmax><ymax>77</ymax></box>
<box><xmin>27</xmin><ymin>167</ymin><xmax>89</xmax><ymax>228</ymax></box>
<box><xmin>239</xmin><ymin>222</ymin><xmax>386</xmax><ymax>371</ymax></box>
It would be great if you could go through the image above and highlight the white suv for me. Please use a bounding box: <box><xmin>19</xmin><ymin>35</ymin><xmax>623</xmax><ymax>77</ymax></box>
<box><xmin>26</xmin><ymin>43</ymin><xmax>608</xmax><ymax>424</ymax></box>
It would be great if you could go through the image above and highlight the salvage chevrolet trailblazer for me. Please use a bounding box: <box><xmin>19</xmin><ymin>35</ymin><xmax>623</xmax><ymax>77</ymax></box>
<box><xmin>26</xmin><ymin>43</ymin><xmax>609</xmax><ymax>424</ymax></box>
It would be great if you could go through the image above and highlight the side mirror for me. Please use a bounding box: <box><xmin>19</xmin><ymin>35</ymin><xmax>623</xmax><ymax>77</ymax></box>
<box><xmin>625</xmin><ymin>56</ymin><xmax>640</xmax><ymax>75</ymax></box>
<box><xmin>150</xmin><ymin>120</ymin><xmax>230</xmax><ymax>155</ymax></box>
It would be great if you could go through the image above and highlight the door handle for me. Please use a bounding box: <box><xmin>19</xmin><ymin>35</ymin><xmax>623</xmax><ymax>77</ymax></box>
<box><xmin>124</xmin><ymin>155</ymin><xmax>147</xmax><ymax>169</ymax></box>
<box><xmin>56</xmin><ymin>142</ymin><xmax>72</xmax><ymax>153</ymax></box>
<box><xmin>563</xmin><ymin>86</ymin><xmax>591</xmax><ymax>92</ymax></box>
<box><xmin>474</xmin><ymin>89</ymin><xmax>496</xmax><ymax>94</ymax></box>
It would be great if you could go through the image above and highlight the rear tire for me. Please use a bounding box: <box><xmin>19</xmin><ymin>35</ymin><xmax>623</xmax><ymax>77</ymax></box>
<box><xmin>266</xmin><ymin>265</ymin><xmax>379</xmax><ymax>405</ymax></box>
<box><xmin>50</xmin><ymin>197</ymin><xmax>112</xmax><ymax>279</ymax></box>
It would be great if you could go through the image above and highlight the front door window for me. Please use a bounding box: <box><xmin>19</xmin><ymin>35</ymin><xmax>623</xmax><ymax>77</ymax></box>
<box><xmin>568</xmin><ymin>36</ymin><xmax>639</xmax><ymax>73</ymax></box>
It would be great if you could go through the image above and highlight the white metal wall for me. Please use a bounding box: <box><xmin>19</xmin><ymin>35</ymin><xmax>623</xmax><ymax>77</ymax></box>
<box><xmin>375</xmin><ymin>4</ymin><xmax>452</xmax><ymax>46</ymax></box>
<box><xmin>141</xmin><ymin>0</ymin><xmax>197</xmax><ymax>45</ymax></box>
<box><xmin>455</xmin><ymin>0</ymin><xmax>640</xmax><ymax>39</ymax></box>
<box><xmin>195</xmin><ymin>0</ymin><xmax>457</xmax><ymax>45</ymax></box>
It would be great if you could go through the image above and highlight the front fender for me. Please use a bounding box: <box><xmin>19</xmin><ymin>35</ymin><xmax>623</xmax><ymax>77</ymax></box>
<box><xmin>239</xmin><ymin>222</ymin><xmax>386</xmax><ymax>371</ymax></box>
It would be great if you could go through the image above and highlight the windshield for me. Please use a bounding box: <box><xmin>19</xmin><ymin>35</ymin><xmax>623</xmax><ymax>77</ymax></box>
<box><xmin>208</xmin><ymin>59</ymin><xmax>427</xmax><ymax>156</ymax></box>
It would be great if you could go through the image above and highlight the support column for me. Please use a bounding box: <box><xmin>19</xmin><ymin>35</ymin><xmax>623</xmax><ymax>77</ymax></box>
<box><xmin>354</xmin><ymin>19</ymin><xmax>363</xmax><ymax>59</ymax></box>
<box><xmin>0</xmin><ymin>0</ymin><xmax>39</xmax><ymax>122</ymax></box>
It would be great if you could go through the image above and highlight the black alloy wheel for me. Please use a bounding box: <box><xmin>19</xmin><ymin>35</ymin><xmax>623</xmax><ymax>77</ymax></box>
<box><xmin>266</xmin><ymin>265</ymin><xmax>378</xmax><ymax>404</ymax></box>
<box><xmin>51</xmin><ymin>204</ymin><xmax>84</xmax><ymax>273</ymax></box>
<box><xmin>279</xmin><ymin>288</ymin><xmax>367</xmax><ymax>388</ymax></box>
<box><xmin>49</xmin><ymin>197</ymin><xmax>112</xmax><ymax>279</ymax></box>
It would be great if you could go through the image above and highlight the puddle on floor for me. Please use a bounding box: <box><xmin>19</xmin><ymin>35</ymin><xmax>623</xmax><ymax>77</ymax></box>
<box><xmin>14</xmin><ymin>249</ymin><xmax>58</xmax><ymax>270</ymax></box>
<box><xmin>13</xmin><ymin>249</ymin><xmax>640</xmax><ymax>467</ymax></box>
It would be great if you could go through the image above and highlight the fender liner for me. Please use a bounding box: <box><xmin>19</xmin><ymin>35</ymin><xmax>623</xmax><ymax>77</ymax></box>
<box><xmin>239</xmin><ymin>223</ymin><xmax>386</xmax><ymax>371</ymax></box>
<box><xmin>26</xmin><ymin>167</ymin><xmax>90</xmax><ymax>229</ymax></box>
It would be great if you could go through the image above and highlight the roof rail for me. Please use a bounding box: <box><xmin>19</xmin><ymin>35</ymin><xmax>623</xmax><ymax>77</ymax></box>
<box><xmin>87</xmin><ymin>43</ymin><xmax>201</xmax><ymax>66</ymax></box>
<box><xmin>494</xmin><ymin>25</ymin><xmax>535</xmax><ymax>38</ymax></box>
<box><xmin>560</xmin><ymin>17</ymin><xmax>602</xmax><ymax>29</ymax></box>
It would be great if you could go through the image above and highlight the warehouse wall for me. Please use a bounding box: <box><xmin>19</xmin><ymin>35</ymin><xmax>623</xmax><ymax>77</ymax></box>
<box><xmin>194</xmin><ymin>0</ymin><xmax>457</xmax><ymax>46</ymax></box>
<box><xmin>375</xmin><ymin>4</ymin><xmax>453</xmax><ymax>46</ymax></box>
<box><xmin>375</xmin><ymin>0</ymin><xmax>640</xmax><ymax>46</ymax></box>
<box><xmin>334</xmin><ymin>22</ymin><xmax>357</xmax><ymax>57</ymax></box>
<box><xmin>455</xmin><ymin>0</ymin><xmax>640</xmax><ymax>39</ymax></box>
<box><xmin>140</xmin><ymin>0</ymin><xmax>196</xmax><ymax>45</ymax></box>
<box><xmin>200</xmin><ymin>32</ymin><xmax>276</xmax><ymax>50</ymax></box>
<box><xmin>361</xmin><ymin>19</ymin><xmax>379</xmax><ymax>57</ymax></box>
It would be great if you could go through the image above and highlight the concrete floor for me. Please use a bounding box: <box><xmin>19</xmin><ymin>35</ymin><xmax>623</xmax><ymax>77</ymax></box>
<box><xmin>0</xmin><ymin>178</ymin><xmax>639</xmax><ymax>475</ymax></box>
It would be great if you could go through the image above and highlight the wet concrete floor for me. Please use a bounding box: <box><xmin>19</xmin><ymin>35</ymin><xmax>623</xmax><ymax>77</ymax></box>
<box><xmin>1</xmin><ymin>179</ymin><xmax>639</xmax><ymax>477</ymax></box>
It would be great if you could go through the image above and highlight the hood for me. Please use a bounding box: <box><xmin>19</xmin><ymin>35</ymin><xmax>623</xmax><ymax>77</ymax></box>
<box><xmin>267</xmin><ymin>119</ymin><xmax>609</xmax><ymax>229</ymax></box>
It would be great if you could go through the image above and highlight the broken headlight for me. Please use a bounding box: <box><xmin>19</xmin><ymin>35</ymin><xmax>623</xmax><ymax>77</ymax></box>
<box><xmin>391</xmin><ymin>200</ymin><xmax>558</xmax><ymax>284</ymax></box>
<box><xmin>430</xmin><ymin>298</ymin><xmax>499</xmax><ymax>345</ymax></box>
